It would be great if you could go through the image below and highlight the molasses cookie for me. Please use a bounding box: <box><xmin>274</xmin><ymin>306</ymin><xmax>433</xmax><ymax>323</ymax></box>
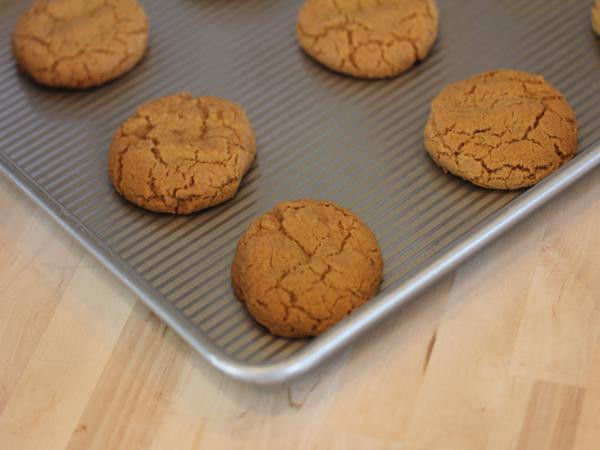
<box><xmin>108</xmin><ymin>93</ymin><xmax>256</xmax><ymax>214</ymax></box>
<box><xmin>424</xmin><ymin>69</ymin><xmax>578</xmax><ymax>189</ymax></box>
<box><xmin>12</xmin><ymin>0</ymin><xmax>148</xmax><ymax>88</ymax></box>
<box><xmin>297</xmin><ymin>0</ymin><xmax>439</xmax><ymax>78</ymax></box>
<box><xmin>232</xmin><ymin>200</ymin><xmax>383</xmax><ymax>338</ymax></box>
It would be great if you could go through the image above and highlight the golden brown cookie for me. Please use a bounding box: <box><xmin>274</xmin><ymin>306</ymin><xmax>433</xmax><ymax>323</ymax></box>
<box><xmin>424</xmin><ymin>70</ymin><xmax>578</xmax><ymax>190</ymax></box>
<box><xmin>108</xmin><ymin>93</ymin><xmax>256</xmax><ymax>214</ymax></box>
<box><xmin>593</xmin><ymin>0</ymin><xmax>600</xmax><ymax>36</ymax></box>
<box><xmin>231</xmin><ymin>200</ymin><xmax>383</xmax><ymax>338</ymax></box>
<box><xmin>12</xmin><ymin>0</ymin><xmax>148</xmax><ymax>88</ymax></box>
<box><xmin>296</xmin><ymin>0</ymin><xmax>439</xmax><ymax>79</ymax></box>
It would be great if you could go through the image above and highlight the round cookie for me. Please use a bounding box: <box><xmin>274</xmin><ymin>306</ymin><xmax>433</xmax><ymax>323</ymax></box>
<box><xmin>12</xmin><ymin>0</ymin><xmax>148</xmax><ymax>88</ymax></box>
<box><xmin>296</xmin><ymin>0</ymin><xmax>439</xmax><ymax>79</ymax></box>
<box><xmin>108</xmin><ymin>93</ymin><xmax>256</xmax><ymax>214</ymax></box>
<box><xmin>593</xmin><ymin>0</ymin><xmax>600</xmax><ymax>36</ymax></box>
<box><xmin>231</xmin><ymin>200</ymin><xmax>383</xmax><ymax>338</ymax></box>
<box><xmin>424</xmin><ymin>69</ymin><xmax>578</xmax><ymax>190</ymax></box>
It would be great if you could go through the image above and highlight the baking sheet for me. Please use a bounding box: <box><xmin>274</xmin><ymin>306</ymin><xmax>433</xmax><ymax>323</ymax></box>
<box><xmin>1</xmin><ymin>0</ymin><xmax>599</xmax><ymax>384</ymax></box>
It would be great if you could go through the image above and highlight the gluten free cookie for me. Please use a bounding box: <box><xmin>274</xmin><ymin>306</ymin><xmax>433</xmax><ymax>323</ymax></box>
<box><xmin>12</xmin><ymin>0</ymin><xmax>148</xmax><ymax>88</ymax></box>
<box><xmin>297</xmin><ymin>0</ymin><xmax>439</xmax><ymax>79</ymax></box>
<box><xmin>231</xmin><ymin>200</ymin><xmax>383</xmax><ymax>338</ymax></box>
<box><xmin>424</xmin><ymin>70</ymin><xmax>578</xmax><ymax>190</ymax></box>
<box><xmin>108</xmin><ymin>93</ymin><xmax>256</xmax><ymax>214</ymax></box>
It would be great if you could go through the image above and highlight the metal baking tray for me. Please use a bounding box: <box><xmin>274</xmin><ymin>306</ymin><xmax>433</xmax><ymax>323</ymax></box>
<box><xmin>1</xmin><ymin>0</ymin><xmax>599</xmax><ymax>384</ymax></box>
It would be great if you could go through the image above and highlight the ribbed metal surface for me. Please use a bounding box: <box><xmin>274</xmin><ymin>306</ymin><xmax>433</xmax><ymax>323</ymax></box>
<box><xmin>1</xmin><ymin>0</ymin><xmax>600</xmax><ymax>375</ymax></box>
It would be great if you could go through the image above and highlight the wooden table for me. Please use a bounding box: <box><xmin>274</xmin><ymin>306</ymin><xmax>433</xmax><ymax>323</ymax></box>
<box><xmin>0</xmin><ymin>167</ymin><xmax>599</xmax><ymax>450</ymax></box>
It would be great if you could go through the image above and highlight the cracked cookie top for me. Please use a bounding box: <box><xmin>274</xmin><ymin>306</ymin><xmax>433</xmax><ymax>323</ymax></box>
<box><xmin>108</xmin><ymin>93</ymin><xmax>256</xmax><ymax>214</ymax></box>
<box><xmin>231</xmin><ymin>200</ymin><xmax>383</xmax><ymax>338</ymax></box>
<box><xmin>12</xmin><ymin>0</ymin><xmax>148</xmax><ymax>88</ymax></box>
<box><xmin>297</xmin><ymin>0</ymin><xmax>439</xmax><ymax>79</ymax></box>
<box><xmin>424</xmin><ymin>69</ymin><xmax>578</xmax><ymax>190</ymax></box>
<box><xmin>593</xmin><ymin>0</ymin><xmax>600</xmax><ymax>36</ymax></box>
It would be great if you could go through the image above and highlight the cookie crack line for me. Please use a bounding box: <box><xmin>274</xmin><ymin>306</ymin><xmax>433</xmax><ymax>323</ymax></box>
<box><xmin>300</xmin><ymin>20</ymin><xmax>424</xmax><ymax>59</ymax></box>
<box><xmin>33</xmin><ymin>0</ymin><xmax>140</xmax><ymax>27</ymax></box>
<box><xmin>298</xmin><ymin>10</ymin><xmax>434</xmax><ymax>39</ymax></box>
<box><xmin>268</xmin><ymin>285</ymin><xmax>322</xmax><ymax>331</ymax></box>
<box><xmin>429</xmin><ymin>115</ymin><xmax>560</xmax><ymax>178</ymax></box>
<box><xmin>274</xmin><ymin>202</ymin><xmax>369</xmax><ymax>259</ymax></box>
<box><xmin>274</xmin><ymin>213</ymin><xmax>314</xmax><ymax>259</ymax></box>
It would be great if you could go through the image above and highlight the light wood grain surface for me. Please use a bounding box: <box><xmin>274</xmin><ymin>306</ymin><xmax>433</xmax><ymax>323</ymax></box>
<box><xmin>0</xmin><ymin>167</ymin><xmax>599</xmax><ymax>450</ymax></box>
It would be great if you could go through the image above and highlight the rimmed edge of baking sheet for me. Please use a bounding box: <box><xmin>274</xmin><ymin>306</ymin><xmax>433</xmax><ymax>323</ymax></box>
<box><xmin>1</xmin><ymin>143</ymin><xmax>598</xmax><ymax>385</ymax></box>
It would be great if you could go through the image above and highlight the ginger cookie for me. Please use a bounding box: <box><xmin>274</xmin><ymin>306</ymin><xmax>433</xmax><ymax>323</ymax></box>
<box><xmin>12</xmin><ymin>0</ymin><xmax>148</xmax><ymax>88</ymax></box>
<box><xmin>593</xmin><ymin>0</ymin><xmax>600</xmax><ymax>36</ymax></box>
<box><xmin>296</xmin><ymin>0</ymin><xmax>439</xmax><ymax>79</ymax></box>
<box><xmin>231</xmin><ymin>200</ymin><xmax>383</xmax><ymax>338</ymax></box>
<box><xmin>424</xmin><ymin>69</ymin><xmax>578</xmax><ymax>190</ymax></box>
<box><xmin>108</xmin><ymin>93</ymin><xmax>256</xmax><ymax>214</ymax></box>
